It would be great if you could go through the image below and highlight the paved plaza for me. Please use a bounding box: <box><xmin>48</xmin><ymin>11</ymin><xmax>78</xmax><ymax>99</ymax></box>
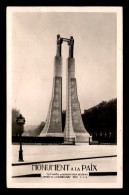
<box><xmin>11</xmin><ymin>144</ymin><xmax>117</xmax><ymax>184</ymax></box>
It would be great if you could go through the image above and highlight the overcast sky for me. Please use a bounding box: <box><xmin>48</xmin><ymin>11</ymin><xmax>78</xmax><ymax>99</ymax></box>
<box><xmin>12</xmin><ymin>11</ymin><xmax>117</xmax><ymax>126</ymax></box>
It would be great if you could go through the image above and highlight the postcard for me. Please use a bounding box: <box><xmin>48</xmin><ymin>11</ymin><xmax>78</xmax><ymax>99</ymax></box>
<box><xmin>7</xmin><ymin>6</ymin><xmax>123</xmax><ymax>188</ymax></box>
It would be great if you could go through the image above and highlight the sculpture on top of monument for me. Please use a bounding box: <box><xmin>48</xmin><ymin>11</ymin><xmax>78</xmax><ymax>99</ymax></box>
<box><xmin>56</xmin><ymin>34</ymin><xmax>63</xmax><ymax>57</ymax></box>
<box><xmin>56</xmin><ymin>34</ymin><xmax>74</xmax><ymax>58</ymax></box>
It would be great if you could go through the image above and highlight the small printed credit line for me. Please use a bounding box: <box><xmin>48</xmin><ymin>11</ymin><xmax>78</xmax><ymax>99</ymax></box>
<box><xmin>12</xmin><ymin>172</ymin><xmax>117</xmax><ymax>178</ymax></box>
<box><xmin>12</xmin><ymin>155</ymin><xmax>117</xmax><ymax>166</ymax></box>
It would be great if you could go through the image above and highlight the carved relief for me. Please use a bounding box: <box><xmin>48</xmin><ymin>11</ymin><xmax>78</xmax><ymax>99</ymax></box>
<box><xmin>53</xmin><ymin>102</ymin><xmax>59</xmax><ymax>107</ymax></box>
<box><xmin>73</xmin><ymin>119</ymin><xmax>78</xmax><ymax>123</ymax></box>
<box><xmin>56</xmin><ymin>80</ymin><xmax>59</xmax><ymax>84</ymax></box>
<box><xmin>72</xmin><ymin>95</ymin><xmax>75</xmax><ymax>99</ymax></box>
<box><xmin>72</xmin><ymin>103</ymin><xmax>78</xmax><ymax>108</ymax></box>
<box><xmin>71</xmin><ymin>80</ymin><xmax>75</xmax><ymax>85</ymax></box>
<box><xmin>55</xmin><ymin>87</ymin><xmax>59</xmax><ymax>92</ymax></box>
<box><xmin>72</xmin><ymin>111</ymin><xmax>78</xmax><ymax>116</ymax></box>
<box><xmin>71</xmin><ymin>88</ymin><xmax>74</xmax><ymax>92</ymax></box>
<box><xmin>53</xmin><ymin>118</ymin><xmax>59</xmax><ymax>123</ymax></box>
<box><xmin>55</xmin><ymin>94</ymin><xmax>59</xmax><ymax>100</ymax></box>
<box><xmin>53</xmin><ymin>110</ymin><xmax>59</xmax><ymax>115</ymax></box>
<box><xmin>72</xmin><ymin>91</ymin><xmax>76</xmax><ymax>97</ymax></box>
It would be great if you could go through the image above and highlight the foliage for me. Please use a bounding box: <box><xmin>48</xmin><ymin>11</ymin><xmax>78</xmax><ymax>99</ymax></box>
<box><xmin>82</xmin><ymin>98</ymin><xmax>117</xmax><ymax>142</ymax></box>
<box><xmin>33</xmin><ymin>121</ymin><xmax>45</xmax><ymax>136</ymax></box>
<box><xmin>23</xmin><ymin>122</ymin><xmax>45</xmax><ymax>136</ymax></box>
<box><xmin>61</xmin><ymin>98</ymin><xmax>117</xmax><ymax>142</ymax></box>
<box><xmin>12</xmin><ymin>108</ymin><xmax>24</xmax><ymax>136</ymax></box>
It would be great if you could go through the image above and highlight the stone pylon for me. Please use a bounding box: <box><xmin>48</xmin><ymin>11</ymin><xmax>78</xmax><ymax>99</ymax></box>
<box><xmin>64</xmin><ymin>57</ymin><xmax>91</xmax><ymax>143</ymax></box>
<box><xmin>64</xmin><ymin>58</ymin><xmax>76</xmax><ymax>143</ymax></box>
<box><xmin>40</xmin><ymin>35</ymin><xmax>63</xmax><ymax>137</ymax></box>
<box><xmin>64</xmin><ymin>36</ymin><xmax>91</xmax><ymax>143</ymax></box>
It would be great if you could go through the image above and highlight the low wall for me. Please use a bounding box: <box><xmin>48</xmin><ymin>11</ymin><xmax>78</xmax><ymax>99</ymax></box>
<box><xmin>12</xmin><ymin>136</ymin><xmax>64</xmax><ymax>144</ymax></box>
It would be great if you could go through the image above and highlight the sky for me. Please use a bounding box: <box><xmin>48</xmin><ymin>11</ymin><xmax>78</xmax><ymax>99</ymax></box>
<box><xmin>11</xmin><ymin>10</ymin><xmax>117</xmax><ymax>126</ymax></box>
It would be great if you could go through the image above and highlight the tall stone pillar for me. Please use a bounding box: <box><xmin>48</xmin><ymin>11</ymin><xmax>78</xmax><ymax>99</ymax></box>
<box><xmin>40</xmin><ymin>35</ymin><xmax>63</xmax><ymax>137</ymax></box>
<box><xmin>40</xmin><ymin>56</ymin><xmax>63</xmax><ymax>137</ymax></box>
<box><xmin>64</xmin><ymin>58</ymin><xmax>76</xmax><ymax>143</ymax></box>
<box><xmin>64</xmin><ymin>36</ymin><xmax>91</xmax><ymax>143</ymax></box>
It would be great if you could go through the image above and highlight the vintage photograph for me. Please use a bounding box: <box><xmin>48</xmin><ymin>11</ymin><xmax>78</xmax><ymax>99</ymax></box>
<box><xmin>7</xmin><ymin>7</ymin><xmax>123</xmax><ymax>188</ymax></box>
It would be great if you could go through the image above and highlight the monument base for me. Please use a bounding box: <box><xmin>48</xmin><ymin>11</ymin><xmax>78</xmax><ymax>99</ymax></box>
<box><xmin>75</xmin><ymin>133</ymin><xmax>92</xmax><ymax>143</ymax></box>
<box><xmin>40</xmin><ymin>133</ymin><xmax>64</xmax><ymax>137</ymax></box>
<box><xmin>39</xmin><ymin>133</ymin><xmax>92</xmax><ymax>144</ymax></box>
<box><xmin>64</xmin><ymin>137</ymin><xmax>75</xmax><ymax>145</ymax></box>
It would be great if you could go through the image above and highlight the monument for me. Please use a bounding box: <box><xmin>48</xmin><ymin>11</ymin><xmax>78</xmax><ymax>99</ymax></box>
<box><xmin>40</xmin><ymin>35</ymin><xmax>91</xmax><ymax>143</ymax></box>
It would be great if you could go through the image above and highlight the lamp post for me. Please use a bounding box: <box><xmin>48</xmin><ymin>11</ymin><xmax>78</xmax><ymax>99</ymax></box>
<box><xmin>16</xmin><ymin>114</ymin><xmax>25</xmax><ymax>162</ymax></box>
